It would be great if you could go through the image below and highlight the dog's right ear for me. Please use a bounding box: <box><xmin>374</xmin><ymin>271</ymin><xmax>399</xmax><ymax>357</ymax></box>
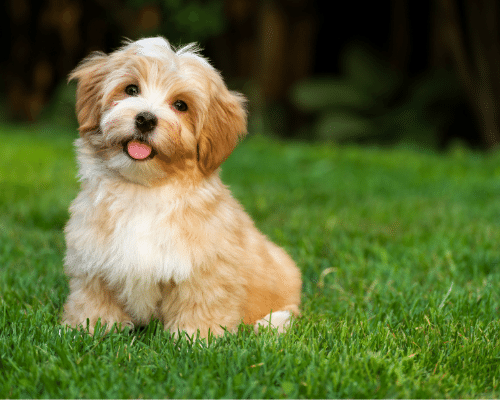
<box><xmin>69</xmin><ymin>52</ymin><xmax>108</xmax><ymax>136</ymax></box>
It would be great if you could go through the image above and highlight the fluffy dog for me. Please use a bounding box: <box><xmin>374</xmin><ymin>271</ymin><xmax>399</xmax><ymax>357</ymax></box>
<box><xmin>62</xmin><ymin>37</ymin><xmax>302</xmax><ymax>338</ymax></box>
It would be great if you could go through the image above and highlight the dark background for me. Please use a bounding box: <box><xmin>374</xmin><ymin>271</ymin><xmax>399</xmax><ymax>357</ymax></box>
<box><xmin>2</xmin><ymin>0</ymin><xmax>499</xmax><ymax>150</ymax></box>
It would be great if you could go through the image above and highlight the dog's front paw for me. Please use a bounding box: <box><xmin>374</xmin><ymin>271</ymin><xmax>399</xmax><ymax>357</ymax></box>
<box><xmin>165</xmin><ymin>323</ymin><xmax>231</xmax><ymax>339</ymax></box>
<box><xmin>63</xmin><ymin>317</ymin><xmax>134</xmax><ymax>335</ymax></box>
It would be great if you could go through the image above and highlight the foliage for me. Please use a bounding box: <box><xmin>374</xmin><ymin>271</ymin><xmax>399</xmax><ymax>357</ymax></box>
<box><xmin>126</xmin><ymin>0</ymin><xmax>226</xmax><ymax>44</ymax></box>
<box><xmin>1</xmin><ymin>125</ymin><xmax>499</xmax><ymax>397</ymax></box>
<box><xmin>291</xmin><ymin>42</ymin><xmax>471</xmax><ymax>149</ymax></box>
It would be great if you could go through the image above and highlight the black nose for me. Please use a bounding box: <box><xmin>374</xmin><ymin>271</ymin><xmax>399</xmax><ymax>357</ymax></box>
<box><xmin>135</xmin><ymin>111</ymin><xmax>158</xmax><ymax>134</ymax></box>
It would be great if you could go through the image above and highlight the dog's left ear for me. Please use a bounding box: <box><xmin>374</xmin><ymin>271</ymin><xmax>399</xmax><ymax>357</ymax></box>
<box><xmin>197</xmin><ymin>75</ymin><xmax>247</xmax><ymax>175</ymax></box>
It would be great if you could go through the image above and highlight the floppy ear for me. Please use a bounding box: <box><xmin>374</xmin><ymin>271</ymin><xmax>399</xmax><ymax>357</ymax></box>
<box><xmin>68</xmin><ymin>52</ymin><xmax>108</xmax><ymax>136</ymax></box>
<box><xmin>197</xmin><ymin>77</ymin><xmax>247</xmax><ymax>175</ymax></box>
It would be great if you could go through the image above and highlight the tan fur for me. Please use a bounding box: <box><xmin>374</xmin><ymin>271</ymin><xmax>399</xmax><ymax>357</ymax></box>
<box><xmin>62</xmin><ymin>37</ymin><xmax>301</xmax><ymax>338</ymax></box>
<box><xmin>69</xmin><ymin>52</ymin><xmax>108</xmax><ymax>136</ymax></box>
<box><xmin>63</xmin><ymin>275</ymin><xmax>134</xmax><ymax>333</ymax></box>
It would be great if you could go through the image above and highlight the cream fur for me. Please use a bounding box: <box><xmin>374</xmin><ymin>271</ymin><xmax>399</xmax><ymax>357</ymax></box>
<box><xmin>62</xmin><ymin>36</ymin><xmax>302</xmax><ymax>337</ymax></box>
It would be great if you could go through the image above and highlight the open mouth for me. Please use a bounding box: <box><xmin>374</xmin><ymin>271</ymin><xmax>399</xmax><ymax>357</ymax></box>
<box><xmin>124</xmin><ymin>140</ymin><xmax>156</xmax><ymax>161</ymax></box>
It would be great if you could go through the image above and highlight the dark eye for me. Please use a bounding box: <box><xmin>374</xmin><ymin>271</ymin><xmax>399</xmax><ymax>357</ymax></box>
<box><xmin>173</xmin><ymin>100</ymin><xmax>188</xmax><ymax>112</ymax></box>
<box><xmin>125</xmin><ymin>85</ymin><xmax>139</xmax><ymax>96</ymax></box>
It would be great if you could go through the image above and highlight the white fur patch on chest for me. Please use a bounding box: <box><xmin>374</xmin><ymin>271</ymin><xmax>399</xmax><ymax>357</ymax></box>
<box><xmin>110</xmin><ymin>200</ymin><xmax>190</xmax><ymax>281</ymax></box>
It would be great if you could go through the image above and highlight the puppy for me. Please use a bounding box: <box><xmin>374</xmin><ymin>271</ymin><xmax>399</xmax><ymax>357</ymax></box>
<box><xmin>62</xmin><ymin>37</ymin><xmax>302</xmax><ymax>338</ymax></box>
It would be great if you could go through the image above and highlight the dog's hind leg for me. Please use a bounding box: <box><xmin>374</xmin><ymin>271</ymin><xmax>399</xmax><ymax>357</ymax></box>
<box><xmin>254</xmin><ymin>305</ymin><xmax>300</xmax><ymax>333</ymax></box>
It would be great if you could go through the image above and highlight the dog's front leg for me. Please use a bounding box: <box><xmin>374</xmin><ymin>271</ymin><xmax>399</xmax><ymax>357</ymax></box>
<box><xmin>158</xmin><ymin>278</ymin><xmax>243</xmax><ymax>339</ymax></box>
<box><xmin>62</xmin><ymin>275</ymin><xmax>134</xmax><ymax>333</ymax></box>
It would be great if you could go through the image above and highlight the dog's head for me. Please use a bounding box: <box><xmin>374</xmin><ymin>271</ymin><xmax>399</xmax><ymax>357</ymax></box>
<box><xmin>69</xmin><ymin>37</ymin><xmax>247</xmax><ymax>185</ymax></box>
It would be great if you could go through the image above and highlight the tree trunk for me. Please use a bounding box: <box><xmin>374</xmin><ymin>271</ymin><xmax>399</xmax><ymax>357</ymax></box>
<box><xmin>433</xmin><ymin>0</ymin><xmax>500</xmax><ymax>148</ymax></box>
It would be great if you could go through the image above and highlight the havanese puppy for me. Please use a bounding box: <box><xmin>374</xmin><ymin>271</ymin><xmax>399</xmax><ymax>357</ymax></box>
<box><xmin>62</xmin><ymin>37</ymin><xmax>302</xmax><ymax>338</ymax></box>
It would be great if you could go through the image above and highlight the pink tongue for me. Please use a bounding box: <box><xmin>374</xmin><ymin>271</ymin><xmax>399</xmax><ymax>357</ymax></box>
<box><xmin>127</xmin><ymin>140</ymin><xmax>152</xmax><ymax>160</ymax></box>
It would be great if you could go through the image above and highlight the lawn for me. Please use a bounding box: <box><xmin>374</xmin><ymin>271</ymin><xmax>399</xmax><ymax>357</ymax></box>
<box><xmin>0</xmin><ymin>123</ymin><xmax>499</xmax><ymax>398</ymax></box>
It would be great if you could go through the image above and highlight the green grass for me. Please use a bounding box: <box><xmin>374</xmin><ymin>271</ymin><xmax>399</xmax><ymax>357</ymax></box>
<box><xmin>1</xmin><ymin>123</ymin><xmax>499</xmax><ymax>398</ymax></box>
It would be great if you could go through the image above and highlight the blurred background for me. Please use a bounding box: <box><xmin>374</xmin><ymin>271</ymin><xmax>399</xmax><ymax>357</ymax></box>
<box><xmin>2</xmin><ymin>0</ymin><xmax>500</xmax><ymax>150</ymax></box>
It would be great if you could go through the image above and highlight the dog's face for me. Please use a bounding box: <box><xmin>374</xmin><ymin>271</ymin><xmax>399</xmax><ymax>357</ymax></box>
<box><xmin>70</xmin><ymin>37</ymin><xmax>246</xmax><ymax>185</ymax></box>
